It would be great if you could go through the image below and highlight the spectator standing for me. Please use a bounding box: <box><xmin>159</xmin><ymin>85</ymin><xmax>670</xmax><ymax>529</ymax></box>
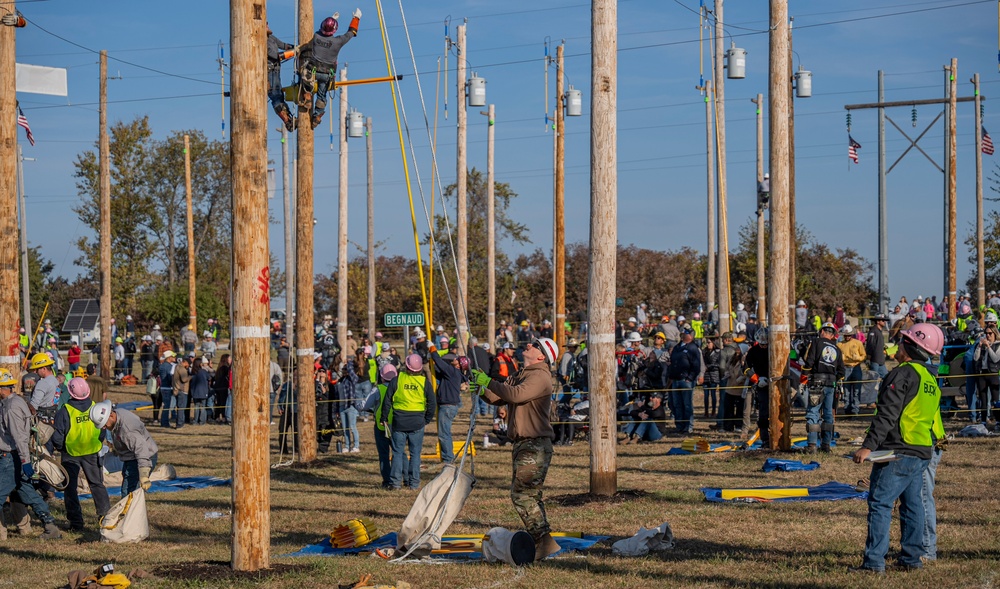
<box><xmin>702</xmin><ymin>337</ymin><xmax>721</xmax><ymax>419</ymax></box>
<box><xmin>212</xmin><ymin>354</ymin><xmax>232</xmax><ymax>424</ymax></box>
<box><xmin>668</xmin><ymin>328</ymin><xmax>705</xmax><ymax>434</ymax></box>
<box><xmin>190</xmin><ymin>358</ymin><xmax>211</xmax><ymax>425</ymax></box>
<box><xmin>866</xmin><ymin>314</ymin><xmax>889</xmax><ymax>379</ymax></box>
<box><xmin>379</xmin><ymin>354</ymin><xmax>436</xmax><ymax>490</ymax></box>
<box><xmin>67</xmin><ymin>339</ymin><xmax>82</xmax><ymax>373</ymax></box>
<box><xmin>838</xmin><ymin>324</ymin><xmax>867</xmax><ymax>415</ymax></box>
<box><xmin>743</xmin><ymin>329</ymin><xmax>771</xmax><ymax>445</ymax></box>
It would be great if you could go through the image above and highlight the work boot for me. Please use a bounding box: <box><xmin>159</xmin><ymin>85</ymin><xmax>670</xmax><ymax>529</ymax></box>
<box><xmin>311</xmin><ymin>111</ymin><xmax>324</xmax><ymax>130</ymax></box>
<box><xmin>806</xmin><ymin>444</ymin><xmax>817</xmax><ymax>455</ymax></box>
<box><xmin>40</xmin><ymin>522</ymin><xmax>62</xmax><ymax>540</ymax></box>
<box><xmin>278</xmin><ymin>109</ymin><xmax>296</xmax><ymax>132</ymax></box>
<box><xmin>820</xmin><ymin>444</ymin><xmax>831</xmax><ymax>453</ymax></box>
<box><xmin>534</xmin><ymin>533</ymin><xmax>561</xmax><ymax>561</ymax></box>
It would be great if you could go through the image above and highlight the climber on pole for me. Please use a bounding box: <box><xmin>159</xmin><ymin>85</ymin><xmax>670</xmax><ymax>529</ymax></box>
<box><xmin>267</xmin><ymin>22</ymin><xmax>298</xmax><ymax>132</ymax></box>
<box><xmin>298</xmin><ymin>9</ymin><xmax>360</xmax><ymax>130</ymax></box>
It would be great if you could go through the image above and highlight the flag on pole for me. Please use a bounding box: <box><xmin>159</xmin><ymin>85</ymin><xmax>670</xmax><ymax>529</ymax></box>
<box><xmin>16</xmin><ymin>105</ymin><xmax>35</xmax><ymax>146</ymax></box>
<box><xmin>983</xmin><ymin>126</ymin><xmax>995</xmax><ymax>156</ymax></box>
<box><xmin>848</xmin><ymin>135</ymin><xmax>861</xmax><ymax>164</ymax></box>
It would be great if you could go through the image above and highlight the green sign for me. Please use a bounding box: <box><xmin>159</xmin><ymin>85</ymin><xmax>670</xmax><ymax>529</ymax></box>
<box><xmin>384</xmin><ymin>312</ymin><xmax>425</xmax><ymax>327</ymax></box>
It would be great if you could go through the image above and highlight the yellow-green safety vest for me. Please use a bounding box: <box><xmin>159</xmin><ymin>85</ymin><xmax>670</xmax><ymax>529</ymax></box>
<box><xmin>393</xmin><ymin>372</ymin><xmax>427</xmax><ymax>413</ymax></box>
<box><xmin>691</xmin><ymin>320</ymin><xmax>704</xmax><ymax>339</ymax></box>
<box><xmin>64</xmin><ymin>402</ymin><xmax>102</xmax><ymax>457</ymax></box>
<box><xmin>375</xmin><ymin>383</ymin><xmax>391</xmax><ymax>430</ymax></box>
<box><xmin>898</xmin><ymin>362</ymin><xmax>942</xmax><ymax>448</ymax></box>
<box><xmin>811</xmin><ymin>315</ymin><xmax>822</xmax><ymax>331</ymax></box>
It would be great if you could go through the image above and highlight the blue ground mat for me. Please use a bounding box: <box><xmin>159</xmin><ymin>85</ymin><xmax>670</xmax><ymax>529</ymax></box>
<box><xmin>282</xmin><ymin>532</ymin><xmax>609</xmax><ymax>559</ymax></box>
<box><xmin>57</xmin><ymin>476</ymin><xmax>230</xmax><ymax>500</ymax></box>
<box><xmin>762</xmin><ymin>458</ymin><xmax>820</xmax><ymax>472</ymax></box>
<box><xmin>701</xmin><ymin>481</ymin><xmax>867</xmax><ymax>503</ymax></box>
<box><xmin>115</xmin><ymin>400</ymin><xmax>152</xmax><ymax>412</ymax></box>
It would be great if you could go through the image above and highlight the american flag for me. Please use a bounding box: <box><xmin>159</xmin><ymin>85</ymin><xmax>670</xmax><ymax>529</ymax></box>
<box><xmin>983</xmin><ymin>126</ymin><xmax>995</xmax><ymax>156</ymax></box>
<box><xmin>848</xmin><ymin>135</ymin><xmax>861</xmax><ymax>164</ymax></box>
<box><xmin>16</xmin><ymin>106</ymin><xmax>34</xmax><ymax>146</ymax></box>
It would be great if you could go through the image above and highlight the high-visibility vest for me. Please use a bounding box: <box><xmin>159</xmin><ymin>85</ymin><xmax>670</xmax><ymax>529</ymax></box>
<box><xmin>64</xmin><ymin>402</ymin><xmax>102</xmax><ymax>457</ymax></box>
<box><xmin>374</xmin><ymin>383</ymin><xmax>390</xmax><ymax>431</ymax></box>
<box><xmin>811</xmin><ymin>315</ymin><xmax>822</xmax><ymax>331</ymax></box>
<box><xmin>898</xmin><ymin>362</ymin><xmax>942</xmax><ymax>448</ymax></box>
<box><xmin>691</xmin><ymin>320</ymin><xmax>704</xmax><ymax>339</ymax></box>
<box><xmin>393</xmin><ymin>372</ymin><xmax>427</xmax><ymax>413</ymax></box>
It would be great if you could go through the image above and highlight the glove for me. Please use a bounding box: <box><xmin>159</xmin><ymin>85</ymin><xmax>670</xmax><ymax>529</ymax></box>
<box><xmin>2</xmin><ymin>13</ymin><xmax>26</xmax><ymax>27</ymax></box>
<box><xmin>332</xmin><ymin>11</ymin><xmax>340</xmax><ymax>19</ymax></box>
<box><xmin>139</xmin><ymin>467</ymin><xmax>152</xmax><ymax>491</ymax></box>
<box><xmin>353</xmin><ymin>8</ymin><xmax>362</xmax><ymax>18</ymax></box>
<box><xmin>470</xmin><ymin>369</ymin><xmax>491</xmax><ymax>389</ymax></box>
<box><xmin>428</xmin><ymin>344</ymin><xmax>437</xmax><ymax>353</ymax></box>
<box><xmin>21</xmin><ymin>462</ymin><xmax>33</xmax><ymax>479</ymax></box>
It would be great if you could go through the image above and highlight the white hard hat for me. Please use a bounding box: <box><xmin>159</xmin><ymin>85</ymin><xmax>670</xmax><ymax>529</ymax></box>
<box><xmin>153</xmin><ymin>325</ymin><xmax>160</xmax><ymax>330</ymax></box>
<box><xmin>797</xmin><ymin>300</ymin><xmax>805</xmax><ymax>306</ymax></box>
<box><xmin>737</xmin><ymin>303</ymin><xmax>745</xmax><ymax>311</ymax></box>
<box><xmin>90</xmin><ymin>400</ymin><xmax>114</xmax><ymax>429</ymax></box>
<box><xmin>735</xmin><ymin>322</ymin><xmax>747</xmax><ymax>333</ymax></box>
<box><xmin>763</xmin><ymin>172</ymin><xmax>769</xmax><ymax>179</ymax></box>
<box><xmin>534</xmin><ymin>337</ymin><xmax>559</xmax><ymax>364</ymax></box>
<box><xmin>840</xmin><ymin>324</ymin><xmax>854</xmax><ymax>335</ymax></box>
<box><xmin>626</xmin><ymin>331</ymin><xmax>642</xmax><ymax>343</ymax></box>
<box><xmin>437</xmin><ymin>325</ymin><xmax>444</xmax><ymax>332</ymax></box>
<box><xmin>985</xmin><ymin>312</ymin><xmax>998</xmax><ymax>323</ymax></box>
<box><xmin>677</xmin><ymin>315</ymin><xmax>686</xmax><ymax>322</ymax></box>
<box><xmin>627</xmin><ymin>317</ymin><xmax>637</xmax><ymax>323</ymax></box>
<box><xmin>126</xmin><ymin>315</ymin><xmax>132</xmax><ymax>321</ymax></box>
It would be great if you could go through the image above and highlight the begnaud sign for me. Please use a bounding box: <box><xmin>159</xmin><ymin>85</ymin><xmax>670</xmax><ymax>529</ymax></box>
<box><xmin>384</xmin><ymin>312</ymin><xmax>425</xmax><ymax>327</ymax></box>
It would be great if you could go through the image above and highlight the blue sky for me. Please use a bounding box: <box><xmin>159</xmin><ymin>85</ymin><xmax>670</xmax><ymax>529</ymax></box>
<box><xmin>11</xmin><ymin>0</ymin><xmax>1000</xmax><ymax>309</ymax></box>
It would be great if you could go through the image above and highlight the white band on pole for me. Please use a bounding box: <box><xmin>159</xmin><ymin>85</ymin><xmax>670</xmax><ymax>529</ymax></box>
<box><xmin>769</xmin><ymin>324</ymin><xmax>790</xmax><ymax>333</ymax></box>
<box><xmin>232</xmin><ymin>326</ymin><xmax>269</xmax><ymax>339</ymax></box>
<box><xmin>296</xmin><ymin>348</ymin><xmax>315</xmax><ymax>356</ymax></box>
<box><xmin>590</xmin><ymin>334</ymin><xmax>615</xmax><ymax>344</ymax></box>
<box><xmin>0</xmin><ymin>356</ymin><xmax>20</xmax><ymax>364</ymax></box>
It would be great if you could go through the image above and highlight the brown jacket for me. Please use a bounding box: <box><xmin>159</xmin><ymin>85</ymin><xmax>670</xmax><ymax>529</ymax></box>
<box><xmin>172</xmin><ymin>364</ymin><xmax>191</xmax><ymax>395</ymax></box>
<box><xmin>482</xmin><ymin>362</ymin><xmax>554</xmax><ymax>441</ymax></box>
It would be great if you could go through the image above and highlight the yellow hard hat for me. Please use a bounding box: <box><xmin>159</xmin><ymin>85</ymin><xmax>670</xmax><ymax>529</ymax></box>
<box><xmin>73</xmin><ymin>366</ymin><xmax>87</xmax><ymax>378</ymax></box>
<box><xmin>29</xmin><ymin>352</ymin><xmax>54</xmax><ymax>370</ymax></box>
<box><xmin>0</xmin><ymin>369</ymin><xmax>16</xmax><ymax>387</ymax></box>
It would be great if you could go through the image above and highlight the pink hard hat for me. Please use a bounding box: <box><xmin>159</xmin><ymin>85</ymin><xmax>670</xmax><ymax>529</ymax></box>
<box><xmin>405</xmin><ymin>354</ymin><xmax>423</xmax><ymax>372</ymax></box>
<box><xmin>457</xmin><ymin>356</ymin><xmax>470</xmax><ymax>371</ymax></box>
<box><xmin>320</xmin><ymin>16</ymin><xmax>338</xmax><ymax>36</ymax></box>
<box><xmin>380</xmin><ymin>363</ymin><xmax>398</xmax><ymax>380</ymax></box>
<box><xmin>68</xmin><ymin>377</ymin><xmax>91</xmax><ymax>400</ymax></box>
<box><xmin>899</xmin><ymin>323</ymin><xmax>944</xmax><ymax>357</ymax></box>
<box><xmin>374</xmin><ymin>332</ymin><xmax>383</xmax><ymax>339</ymax></box>
<box><xmin>363</xmin><ymin>345</ymin><xmax>372</xmax><ymax>356</ymax></box>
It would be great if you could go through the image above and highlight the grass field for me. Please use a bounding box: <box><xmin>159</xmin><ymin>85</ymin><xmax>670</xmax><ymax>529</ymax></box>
<box><xmin>1</xmin><ymin>384</ymin><xmax>997</xmax><ymax>589</ymax></box>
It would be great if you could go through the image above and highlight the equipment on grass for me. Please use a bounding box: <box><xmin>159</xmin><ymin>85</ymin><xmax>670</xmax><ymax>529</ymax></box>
<box><xmin>395</xmin><ymin>463</ymin><xmax>475</xmax><ymax>559</ymax></box>
<box><xmin>719</xmin><ymin>487</ymin><xmax>809</xmax><ymax>501</ymax></box>
<box><xmin>330</xmin><ymin>517</ymin><xmax>381</xmax><ymax>548</ymax></box>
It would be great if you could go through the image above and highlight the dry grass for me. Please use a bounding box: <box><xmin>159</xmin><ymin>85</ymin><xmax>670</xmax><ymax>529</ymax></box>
<box><xmin>1</xmin><ymin>385</ymin><xmax>997</xmax><ymax>589</ymax></box>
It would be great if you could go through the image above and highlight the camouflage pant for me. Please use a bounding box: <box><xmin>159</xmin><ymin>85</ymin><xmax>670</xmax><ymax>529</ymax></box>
<box><xmin>510</xmin><ymin>437</ymin><xmax>553</xmax><ymax>540</ymax></box>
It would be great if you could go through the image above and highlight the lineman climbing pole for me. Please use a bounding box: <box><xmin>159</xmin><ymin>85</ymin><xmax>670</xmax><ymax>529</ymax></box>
<box><xmin>296</xmin><ymin>0</ymin><xmax>318</xmax><ymax>464</ymax></box>
<box><xmin>589</xmin><ymin>0</ymin><xmax>618</xmax><ymax>496</ymax></box>
<box><xmin>768</xmin><ymin>0</ymin><xmax>792</xmax><ymax>452</ymax></box>
<box><xmin>0</xmin><ymin>3</ymin><xmax>19</xmax><ymax>376</ymax></box>
<box><xmin>229</xmin><ymin>0</ymin><xmax>270</xmax><ymax>571</ymax></box>
<box><xmin>99</xmin><ymin>50</ymin><xmax>112</xmax><ymax>380</ymax></box>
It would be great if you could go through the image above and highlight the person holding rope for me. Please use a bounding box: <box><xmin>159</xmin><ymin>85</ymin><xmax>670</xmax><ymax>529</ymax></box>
<box><xmin>471</xmin><ymin>337</ymin><xmax>562</xmax><ymax>561</ymax></box>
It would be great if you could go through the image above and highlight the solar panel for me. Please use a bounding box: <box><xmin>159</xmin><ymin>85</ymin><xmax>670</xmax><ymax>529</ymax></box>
<box><xmin>62</xmin><ymin>299</ymin><xmax>100</xmax><ymax>332</ymax></box>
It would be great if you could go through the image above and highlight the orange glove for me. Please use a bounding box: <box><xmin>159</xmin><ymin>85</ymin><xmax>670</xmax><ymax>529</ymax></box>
<box><xmin>428</xmin><ymin>344</ymin><xmax>437</xmax><ymax>353</ymax></box>
<box><xmin>749</xmin><ymin>374</ymin><xmax>759</xmax><ymax>385</ymax></box>
<box><xmin>800</xmin><ymin>374</ymin><xmax>809</xmax><ymax>385</ymax></box>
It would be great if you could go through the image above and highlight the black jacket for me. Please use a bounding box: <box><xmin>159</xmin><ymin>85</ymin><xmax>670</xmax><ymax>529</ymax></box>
<box><xmin>802</xmin><ymin>337</ymin><xmax>846</xmax><ymax>384</ymax></box>
<box><xmin>431</xmin><ymin>353</ymin><xmax>466</xmax><ymax>406</ymax></box>
<box><xmin>865</xmin><ymin>327</ymin><xmax>886</xmax><ymax>364</ymax></box>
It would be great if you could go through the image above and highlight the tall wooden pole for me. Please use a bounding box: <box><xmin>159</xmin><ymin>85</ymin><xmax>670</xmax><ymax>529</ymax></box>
<box><xmin>184</xmin><ymin>135</ymin><xmax>197</xmax><ymax>332</ymax></box>
<box><xmin>17</xmin><ymin>146</ymin><xmax>31</xmax><ymax>341</ymax></box>
<box><xmin>555</xmin><ymin>44</ymin><xmax>566</xmax><ymax>350</ymax></box>
<box><xmin>295</xmin><ymin>0</ymin><xmax>316</xmax><ymax>466</ymax></box>
<box><xmin>0</xmin><ymin>8</ymin><xmax>19</xmax><ymax>376</ymax></box>
<box><xmin>589</xmin><ymin>0</ymin><xmax>618</xmax><ymax>496</ymax></box>
<box><xmin>281</xmin><ymin>125</ymin><xmax>294</xmax><ymax>359</ymax></box>
<box><xmin>705</xmin><ymin>82</ymin><xmax>716</xmax><ymax>319</ymax></box>
<box><xmin>714</xmin><ymin>0</ymin><xmax>732</xmax><ymax>334</ymax></box>
<box><xmin>486</xmin><ymin>105</ymin><xmax>496</xmax><ymax>351</ymax></box>
<box><xmin>752</xmin><ymin>94</ymin><xmax>766</xmax><ymax>323</ymax></box>
<box><xmin>367</xmin><ymin>117</ymin><xmax>376</xmax><ymax>339</ymax></box>
<box><xmin>877</xmin><ymin>71</ymin><xmax>888</xmax><ymax>314</ymax></box>
<box><xmin>229</xmin><ymin>0</ymin><xmax>270</xmax><ymax>570</ymax></box>
<box><xmin>942</xmin><ymin>66</ymin><xmax>951</xmax><ymax>310</ymax></box>
<box><xmin>336</xmin><ymin>65</ymin><xmax>349</xmax><ymax>372</ymax></box>
<box><xmin>787</xmin><ymin>17</ymin><xmax>796</xmax><ymax>322</ymax></box>
<box><xmin>99</xmin><ymin>50</ymin><xmax>112</xmax><ymax>379</ymax></box>
<box><xmin>767</xmin><ymin>0</ymin><xmax>791</xmax><ymax>451</ymax></box>
<box><xmin>456</xmin><ymin>24</ymin><xmax>468</xmax><ymax>350</ymax></box>
<box><xmin>947</xmin><ymin>58</ymin><xmax>958</xmax><ymax>316</ymax></box>
<box><xmin>974</xmin><ymin>73</ymin><xmax>985</xmax><ymax>312</ymax></box>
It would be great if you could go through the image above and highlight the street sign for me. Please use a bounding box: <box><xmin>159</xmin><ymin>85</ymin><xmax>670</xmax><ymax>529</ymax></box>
<box><xmin>384</xmin><ymin>312</ymin><xmax>425</xmax><ymax>327</ymax></box>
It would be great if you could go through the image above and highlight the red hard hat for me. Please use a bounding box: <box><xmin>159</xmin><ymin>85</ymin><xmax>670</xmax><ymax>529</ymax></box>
<box><xmin>320</xmin><ymin>17</ymin><xmax>338</xmax><ymax>36</ymax></box>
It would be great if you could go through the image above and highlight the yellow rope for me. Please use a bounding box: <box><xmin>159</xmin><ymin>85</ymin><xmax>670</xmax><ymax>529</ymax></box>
<box><xmin>374</xmin><ymin>0</ymin><xmax>430</xmax><ymax>335</ymax></box>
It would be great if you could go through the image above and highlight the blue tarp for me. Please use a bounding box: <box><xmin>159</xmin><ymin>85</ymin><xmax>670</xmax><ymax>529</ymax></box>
<box><xmin>281</xmin><ymin>532</ymin><xmax>609</xmax><ymax>559</ymax></box>
<box><xmin>57</xmin><ymin>476</ymin><xmax>230</xmax><ymax>500</ymax></box>
<box><xmin>762</xmin><ymin>458</ymin><xmax>820</xmax><ymax>472</ymax></box>
<box><xmin>115</xmin><ymin>400</ymin><xmax>152</xmax><ymax>412</ymax></box>
<box><xmin>701</xmin><ymin>481</ymin><xmax>867</xmax><ymax>503</ymax></box>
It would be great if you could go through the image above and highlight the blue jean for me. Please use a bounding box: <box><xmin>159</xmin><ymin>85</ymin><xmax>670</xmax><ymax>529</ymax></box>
<box><xmin>863</xmin><ymin>454</ymin><xmax>930</xmax><ymax>571</ymax></box>
<box><xmin>342</xmin><ymin>406</ymin><xmax>360</xmax><ymax>450</ymax></box>
<box><xmin>268</xmin><ymin>65</ymin><xmax>285</xmax><ymax>110</ymax></box>
<box><xmin>844</xmin><ymin>365</ymin><xmax>863</xmax><ymax>413</ymax></box>
<box><xmin>374</xmin><ymin>424</ymin><xmax>392</xmax><ymax>487</ymax></box>
<box><xmin>716</xmin><ymin>378</ymin><xmax>728</xmax><ymax>427</ymax></box>
<box><xmin>121</xmin><ymin>455</ymin><xmax>158</xmax><ymax>496</ymax></box>
<box><xmin>390</xmin><ymin>428</ymin><xmax>424</xmax><ymax>489</ymax></box>
<box><xmin>703</xmin><ymin>384</ymin><xmax>718</xmax><ymax>415</ymax></box>
<box><xmin>141</xmin><ymin>361</ymin><xmax>153</xmax><ymax>382</ymax></box>
<box><xmin>966</xmin><ymin>377</ymin><xmax>980</xmax><ymax>422</ymax></box>
<box><xmin>225</xmin><ymin>392</ymin><xmax>233</xmax><ymax>422</ymax></box>
<box><xmin>0</xmin><ymin>452</ymin><xmax>54</xmax><ymax>525</ymax></box>
<box><xmin>437</xmin><ymin>404</ymin><xmax>459</xmax><ymax>462</ymax></box>
<box><xmin>627</xmin><ymin>421</ymin><xmax>663</xmax><ymax>442</ymax></box>
<box><xmin>872</xmin><ymin>363</ymin><xmax>888</xmax><ymax>379</ymax></box>
<box><xmin>312</xmin><ymin>68</ymin><xmax>336</xmax><ymax>118</ymax></box>
<box><xmin>161</xmin><ymin>391</ymin><xmax>188</xmax><ymax>428</ymax></box>
<box><xmin>475</xmin><ymin>395</ymin><xmax>491</xmax><ymax>416</ymax></box>
<box><xmin>670</xmin><ymin>380</ymin><xmax>694</xmax><ymax>432</ymax></box>
<box><xmin>193</xmin><ymin>399</ymin><xmax>209</xmax><ymax>425</ymax></box>
<box><xmin>922</xmin><ymin>447</ymin><xmax>943</xmax><ymax>560</ymax></box>
<box><xmin>805</xmin><ymin>385</ymin><xmax>835</xmax><ymax>447</ymax></box>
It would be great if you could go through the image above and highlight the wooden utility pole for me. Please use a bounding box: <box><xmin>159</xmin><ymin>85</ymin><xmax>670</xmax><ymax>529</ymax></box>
<box><xmin>705</xmin><ymin>82</ymin><xmax>716</xmax><ymax>318</ymax></box>
<box><xmin>485</xmin><ymin>105</ymin><xmax>496</xmax><ymax>351</ymax></box>
<box><xmin>1</xmin><ymin>9</ymin><xmax>19</xmax><ymax>376</ymax></box>
<box><xmin>336</xmin><ymin>65</ymin><xmax>349</xmax><ymax>372</ymax></box>
<box><xmin>589</xmin><ymin>0</ymin><xmax>618</xmax><ymax>496</ymax></box>
<box><xmin>229</xmin><ymin>0</ymin><xmax>270</xmax><ymax>571</ymax></box>
<box><xmin>974</xmin><ymin>73</ymin><xmax>985</xmax><ymax>311</ymax></box>
<box><xmin>184</xmin><ymin>135</ymin><xmax>197</xmax><ymax>332</ymax></box>
<box><xmin>17</xmin><ymin>146</ymin><xmax>31</xmax><ymax>341</ymax></box>
<box><xmin>787</xmin><ymin>17</ymin><xmax>796</xmax><ymax>321</ymax></box>
<box><xmin>767</xmin><ymin>0</ymin><xmax>791</xmax><ymax>451</ymax></box>
<box><xmin>99</xmin><ymin>50</ymin><xmax>112</xmax><ymax>379</ymax></box>
<box><xmin>456</xmin><ymin>24</ymin><xmax>468</xmax><ymax>350</ymax></box>
<box><xmin>281</xmin><ymin>125</ymin><xmax>294</xmax><ymax>362</ymax></box>
<box><xmin>554</xmin><ymin>43</ymin><xmax>566</xmax><ymax>350</ymax></box>
<box><xmin>752</xmin><ymin>94</ymin><xmax>766</xmax><ymax>322</ymax></box>
<box><xmin>367</xmin><ymin>117</ymin><xmax>376</xmax><ymax>338</ymax></box>
<box><xmin>295</xmin><ymin>0</ymin><xmax>317</xmax><ymax>466</ymax></box>
<box><xmin>947</xmin><ymin>58</ymin><xmax>958</xmax><ymax>316</ymax></box>
<box><xmin>714</xmin><ymin>0</ymin><xmax>732</xmax><ymax>334</ymax></box>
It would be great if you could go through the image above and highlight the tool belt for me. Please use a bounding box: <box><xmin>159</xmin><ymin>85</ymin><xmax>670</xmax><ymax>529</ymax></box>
<box><xmin>808</xmin><ymin>374</ymin><xmax>834</xmax><ymax>388</ymax></box>
<box><xmin>35</xmin><ymin>405</ymin><xmax>57</xmax><ymax>425</ymax></box>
